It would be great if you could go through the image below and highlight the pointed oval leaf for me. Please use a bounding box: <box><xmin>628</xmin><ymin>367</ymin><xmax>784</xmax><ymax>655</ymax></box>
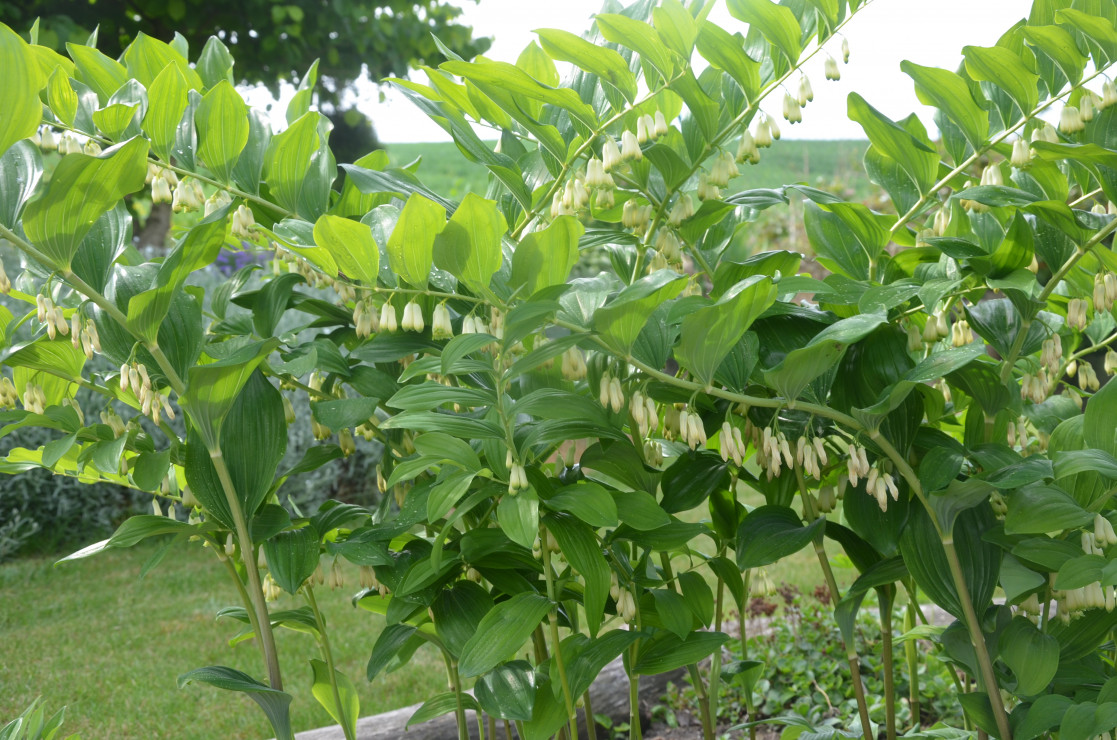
<box><xmin>387</xmin><ymin>193</ymin><xmax>446</xmax><ymax>287</ymax></box>
<box><xmin>195</xmin><ymin>80</ymin><xmax>249</xmax><ymax>183</ymax></box>
<box><xmin>458</xmin><ymin>592</ymin><xmax>553</xmax><ymax>678</ymax></box>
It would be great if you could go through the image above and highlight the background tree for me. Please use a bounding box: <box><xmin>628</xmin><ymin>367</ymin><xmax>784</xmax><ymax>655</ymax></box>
<box><xmin>0</xmin><ymin>0</ymin><xmax>491</xmax><ymax>241</ymax></box>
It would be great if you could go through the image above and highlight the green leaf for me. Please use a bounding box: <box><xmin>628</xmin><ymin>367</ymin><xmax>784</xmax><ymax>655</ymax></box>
<box><xmin>736</xmin><ymin>505</ymin><xmax>823</xmax><ymax>569</ymax></box>
<box><xmin>265</xmin><ymin>111</ymin><xmax>331</xmax><ymax>221</ymax></box>
<box><xmin>474</xmin><ymin>661</ymin><xmax>535</xmax><ymax>722</ymax></box>
<box><xmin>387</xmin><ymin>193</ymin><xmax>446</xmax><ymax>287</ymax></box>
<box><xmin>0</xmin><ymin>25</ymin><xmax>45</xmax><ymax>159</ymax></box>
<box><xmin>963</xmin><ymin>45</ymin><xmax>1040</xmax><ymax>119</ymax></box>
<box><xmin>432</xmin><ymin>192</ymin><xmax>507</xmax><ymax>291</ymax></box>
<box><xmin>594</xmin><ymin>270</ymin><xmax>687</xmax><ymax>353</ymax></box>
<box><xmin>653</xmin><ymin>0</ymin><xmax>698</xmax><ymax>59</ymax></box>
<box><xmin>23</xmin><ymin>137</ymin><xmax>149</xmax><ymax>269</ymax></box>
<box><xmin>121</xmin><ymin>31</ymin><xmax>201</xmax><ymax>89</ymax></box>
<box><xmin>458</xmin><ymin>592</ymin><xmax>553</xmax><ymax>678</ymax></box>
<box><xmin>847</xmin><ymin>92</ymin><xmax>937</xmax><ymax>193</ymax></box>
<box><xmin>1017</xmin><ymin>695</ymin><xmax>1073</xmax><ymax>740</ymax></box>
<box><xmin>510</xmin><ymin>216</ymin><xmax>583</xmax><ymax>297</ymax></box>
<box><xmin>727</xmin><ymin>0</ymin><xmax>802</xmax><ymax>65</ymax></box>
<box><xmin>45</xmin><ymin>66</ymin><xmax>77</xmax><ymax>128</ymax></box>
<box><xmin>998</xmin><ymin>616</ymin><xmax>1059</xmax><ymax>696</ymax></box>
<box><xmin>1056</xmin><ymin>8</ymin><xmax>1117</xmax><ymax>67</ymax></box>
<box><xmin>441</xmin><ymin>59</ymin><xmax>598</xmax><ymax>129</ymax></box>
<box><xmin>659</xmin><ymin>451</ymin><xmax>729</xmax><ymax>514</ymax></box>
<box><xmin>498</xmin><ymin>487</ymin><xmax>540</xmax><ymax>550</ymax></box>
<box><xmin>263</xmin><ymin>526</ymin><xmax>320</xmax><ymax>594</ymax></box>
<box><xmin>633</xmin><ymin>630</ymin><xmax>729</xmax><ymax>675</ymax></box>
<box><xmin>144</xmin><ymin>63</ymin><xmax>189</xmax><ymax>163</ymax></box>
<box><xmin>427</xmin><ymin>470</ymin><xmax>478</xmax><ymax>522</ymax></box>
<box><xmin>900</xmin><ymin>61</ymin><xmax>989</xmax><ymax>149</ymax></box>
<box><xmin>545</xmin><ymin>513</ymin><xmax>609</xmax><ymax>636</ymax></box>
<box><xmin>675</xmin><ymin>276</ymin><xmax>776</xmax><ymax>387</ymax></box>
<box><xmin>536</xmin><ymin>28</ymin><xmax>636</xmax><ymax>102</ymax></box>
<box><xmin>1085</xmin><ymin>375</ymin><xmax>1117</xmax><ymax>457</ymax></box>
<box><xmin>367</xmin><ymin>624</ymin><xmax>419</xmax><ymax>681</ymax></box>
<box><xmin>58</xmin><ymin>514</ymin><xmax>198</xmax><ymax>562</ymax></box>
<box><xmin>178</xmin><ymin>666</ymin><xmax>293</xmax><ymax>740</ymax></box>
<box><xmin>196</xmin><ymin>36</ymin><xmax>234</xmax><ymax>88</ymax></box>
<box><xmin>431</xmin><ymin>581</ymin><xmax>493</xmax><ymax>658</ymax></box>
<box><xmin>1024</xmin><ymin>25</ymin><xmax>1087</xmax><ymax>85</ymax></box>
<box><xmin>547</xmin><ymin>482</ymin><xmax>619</xmax><ymax>528</ymax></box>
<box><xmin>408</xmin><ymin>692</ymin><xmax>481</xmax><ymax>727</ymax></box>
<box><xmin>899</xmin><ymin>504</ymin><xmax>1000</xmax><ymax>621</ymax></box>
<box><xmin>1005</xmin><ymin>484</ymin><xmax>1093</xmax><ymax>535</ymax></box>
<box><xmin>0</xmin><ymin>140</ymin><xmax>43</xmax><ymax>230</ymax></box>
<box><xmin>309</xmin><ymin>659</ymin><xmax>359</xmax><ymax>733</ymax></box>
<box><xmin>312</xmin><ymin>214</ymin><xmax>379</xmax><ymax>285</ymax></box>
<box><xmin>594</xmin><ymin>14</ymin><xmax>674</xmax><ymax>78</ymax></box>
<box><xmin>696</xmin><ymin>21</ymin><xmax>760</xmax><ymax>98</ymax></box>
<box><xmin>763</xmin><ymin>313</ymin><xmax>887</xmax><ymax>400</ymax></box>
<box><xmin>65</xmin><ymin>43</ymin><xmax>126</xmax><ymax>106</ymax></box>
<box><xmin>182</xmin><ymin>340</ymin><xmax>276</xmax><ymax>448</ymax></box>
<box><xmin>195</xmin><ymin>80</ymin><xmax>249</xmax><ymax>183</ymax></box>
<box><xmin>650</xmin><ymin>589</ymin><xmax>693</xmax><ymax>639</ymax></box>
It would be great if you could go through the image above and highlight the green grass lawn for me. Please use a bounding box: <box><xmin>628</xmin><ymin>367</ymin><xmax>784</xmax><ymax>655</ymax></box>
<box><xmin>0</xmin><ymin>544</ymin><xmax>444</xmax><ymax>739</ymax></box>
<box><xmin>387</xmin><ymin>139</ymin><xmax>872</xmax><ymax>201</ymax></box>
<box><xmin>0</xmin><ymin>520</ymin><xmax>842</xmax><ymax>739</ymax></box>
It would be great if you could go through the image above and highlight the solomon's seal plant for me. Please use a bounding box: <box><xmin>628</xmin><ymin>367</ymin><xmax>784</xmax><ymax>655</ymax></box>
<box><xmin>2</xmin><ymin>1</ymin><xmax>1117</xmax><ymax>739</ymax></box>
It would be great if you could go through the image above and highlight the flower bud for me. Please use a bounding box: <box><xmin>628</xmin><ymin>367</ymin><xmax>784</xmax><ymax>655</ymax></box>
<box><xmin>824</xmin><ymin>54</ymin><xmax>841</xmax><ymax>81</ymax></box>
<box><xmin>380</xmin><ymin>302</ymin><xmax>398</xmax><ymax>332</ymax></box>
<box><xmin>1103</xmin><ymin>81</ymin><xmax>1117</xmax><ymax>109</ymax></box>
<box><xmin>432</xmin><ymin>303</ymin><xmax>453</xmax><ymax>340</ymax></box>
<box><xmin>1060</xmin><ymin>105</ymin><xmax>1085</xmax><ymax>134</ymax></box>
<box><xmin>841</xmin><ymin>37</ymin><xmax>850</xmax><ymax>63</ymax></box>
<box><xmin>602</xmin><ymin>137</ymin><xmax>622</xmax><ymax>172</ymax></box>
<box><xmin>339</xmin><ymin>427</ymin><xmax>356</xmax><ymax>456</ymax></box>
<box><xmin>798</xmin><ymin>75</ymin><xmax>814</xmax><ymax>106</ymax></box>
<box><xmin>621</xmin><ymin>129</ymin><xmax>642</xmax><ymax>161</ymax></box>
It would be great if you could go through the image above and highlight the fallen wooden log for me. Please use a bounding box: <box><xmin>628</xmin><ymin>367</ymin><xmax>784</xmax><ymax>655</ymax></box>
<box><xmin>293</xmin><ymin>659</ymin><xmax>687</xmax><ymax>740</ymax></box>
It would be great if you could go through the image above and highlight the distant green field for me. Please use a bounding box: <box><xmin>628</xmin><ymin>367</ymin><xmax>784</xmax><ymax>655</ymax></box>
<box><xmin>387</xmin><ymin>139</ymin><xmax>872</xmax><ymax>201</ymax></box>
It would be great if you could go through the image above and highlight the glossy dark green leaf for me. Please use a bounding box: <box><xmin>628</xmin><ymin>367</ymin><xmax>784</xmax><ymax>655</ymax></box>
<box><xmin>474</xmin><ymin>660</ymin><xmax>535</xmax><ymax>721</ymax></box>
<box><xmin>736</xmin><ymin>505</ymin><xmax>823</xmax><ymax>569</ymax></box>
<box><xmin>431</xmin><ymin>581</ymin><xmax>494</xmax><ymax>658</ymax></box>
<box><xmin>1005</xmin><ymin>484</ymin><xmax>1093</xmax><ymax>535</ymax></box>
<box><xmin>545</xmin><ymin>512</ymin><xmax>609</xmax><ymax>635</ymax></box>
<box><xmin>263</xmin><ymin>526</ymin><xmax>319</xmax><ymax>594</ymax></box>
<box><xmin>660</xmin><ymin>451</ymin><xmax>729</xmax><ymax>514</ymax></box>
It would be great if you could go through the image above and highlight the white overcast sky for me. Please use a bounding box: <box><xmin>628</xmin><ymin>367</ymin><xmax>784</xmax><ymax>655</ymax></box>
<box><xmin>284</xmin><ymin>0</ymin><xmax>1038</xmax><ymax>142</ymax></box>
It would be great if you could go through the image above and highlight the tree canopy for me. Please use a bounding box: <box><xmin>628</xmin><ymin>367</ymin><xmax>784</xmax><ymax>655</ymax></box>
<box><xmin>0</xmin><ymin>0</ymin><xmax>491</xmax><ymax>104</ymax></box>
